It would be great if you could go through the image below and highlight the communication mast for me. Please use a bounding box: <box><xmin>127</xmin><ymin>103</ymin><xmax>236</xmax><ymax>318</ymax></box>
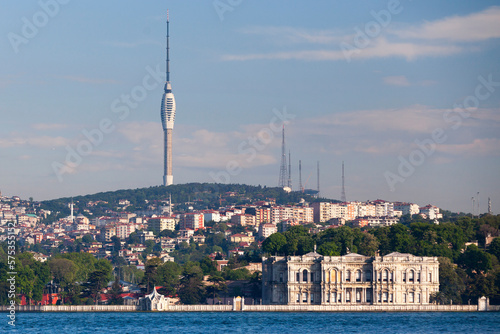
<box><xmin>278</xmin><ymin>125</ymin><xmax>287</xmax><ymax>188</ymax></box>
<box><xmin>287</xmin><ymin>150</ymin><xmax>292</xmax><ymax>190</ymax></box>
<box><xmin>341</xmin><ymin>161</ymin><xmax>347</xmax><ymax>202</ymax></box>
<box><xmin>299</xmin><ymin>160</ymin><xmax>303</xmax><ymax>193</ymax></box>
<box><xmin>317</xmin><ymin>161</ymin><xmax>320</xmax><ymax>197</ymax></box>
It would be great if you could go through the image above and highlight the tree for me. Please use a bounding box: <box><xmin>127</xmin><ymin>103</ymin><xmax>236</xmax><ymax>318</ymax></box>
<box><xmin>317</xmin><ymin>242</ymin><xmax>340</xmax><ymax>256</ymax></box>
<box><xmin>177</xmin><ymin>262</ymin><xmax>205</xmax><ymax>305</ymax></box>
<box><xmin>142</xmin><ymin>258</ymin><xmax>162</xmax><ymax>293</ymax></box>
<box><xmin>357</xmin><ymin>233</ymin><xmax>379</xmax><ymax>256</ymax></box>
<box><xmin>262</xmin><ymin>233</ymin><xmax>286</xmax><ymax>255</ymax></box>
<box><xmin>156</xmin><ymin>261</ymin><xmax>181</xmax><ymax>296</ymax></box>
<box><xmin>108</xmin><ymin>276</ymin><xmax>124</xmax><ymax>305</ymax></box>
<box><xmin>199</xmin><ymin>256</ymin><xmax>217</xmax><ymax>275</ymax></box>
<box><xmin>206</xmin><ymin>273</ymin><xmax>227</xmax><ymax>303</ymax></box>
<box><xmin>82</xmin><ymin>234</ymin><xmax>94</xmax><ymax>244</ymax></box>
<box><xmin>438</xmin><ymin>257</ymin><xmax>466</xmax><ymax>304</ymax></box>
<box><xmin>82</xmin><ymin>269</ymin><xmax>111</xmax><ymax>305</ymax></box>
<box><xmin>458</xmin><ymin>245</ymin><xmax>492</xmax><ymax>276</ymax></box>
<box><xmin>488</xmin><ymin>237</ymin><xmax>500</xmax><ymax>260</ymax></box>
<box><xmin>49</xmin><ymin>258</ymin><xmax>76</xmax><ymax>304</ymax></box>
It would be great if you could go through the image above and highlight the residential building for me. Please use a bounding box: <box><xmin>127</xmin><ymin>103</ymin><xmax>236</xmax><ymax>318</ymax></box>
<box><xmin>179</xmin><ymin>213</ymin><xmax>204</xmax><ymax>231</ymax></box>
<box><xmin>148</xmin><ymin>216</ymin><xmax>176</xmax><ymax>233</ymax></box>
<box><xmin>259</xmin><ymin>223</ymin><xmax>277</xmax><ymax>239</ymax></box>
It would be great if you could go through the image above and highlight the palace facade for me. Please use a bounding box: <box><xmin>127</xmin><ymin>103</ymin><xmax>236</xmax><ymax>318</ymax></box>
<box><xmin>262</xmin><ymin>251</ymin><xmax>439</xmax><ymax>305</ymax></box>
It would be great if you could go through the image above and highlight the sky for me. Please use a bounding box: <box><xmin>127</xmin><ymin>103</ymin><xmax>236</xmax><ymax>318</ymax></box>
<box><xmin>0</xmin><ymin>0</ymin><xmax>499</xmax><ymax>213</ymax></box>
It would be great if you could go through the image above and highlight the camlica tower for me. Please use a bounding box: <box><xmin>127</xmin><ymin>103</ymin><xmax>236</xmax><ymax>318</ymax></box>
<box><xmin>161</xmin><ymin>10</ymin><xmax>176</xmax><ymax>186</ymax></box>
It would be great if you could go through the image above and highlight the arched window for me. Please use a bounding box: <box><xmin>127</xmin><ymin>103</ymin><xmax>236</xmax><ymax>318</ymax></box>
<box><xmin>365</xmin><ymin>270</ymin><xmax>372</xmax><ymax>282</ymax></box>
<box><xmin>403</xmin><ymin>272</ymin><xmax>407</xmax><ymax>282</ymax></box>
<box><xmin>303</xmin><ymin>270</ymin><xmax>308</xmax><ymax>282</ymax></box>
<box><xmin>346</xmin><ymin>290</ymin><xmax>351</xmax><ymax>302</ymax></box>
<box><xmin>310</xmin><ymin>272</ymin><xmax>315</xmax><ymax>282</ymax></box>
<box><xmin>356</xmin><ymin>270</ymin><xmax>361</xmax><ymax>282</ymax></box>
<box><xmin>331</xmin><ymin>270</ymin><xmax>337</xmax><ymax>283</ymax></box>
<box><xmin>346</xmin><ymin>270</ymin><xmax>351</xmax><ymax>282</ymax></box>
<box><xmin>390</xmin><ymin>271</ymin><xmax>393</xmax><ymax>282</ymax></box>
<box><xmin>409</xmin><ymin>270</ymin><xmax>414</xmax><ymax>282</ymax></box>
<box><xmin>332</xmin><ymin>292</ymin><xmax>337</xmax><ymax>303</ymax></box>
<box><xmin>302</xmin><ymin>292</ymin><xmax>308</xmax><ymax>302</ymax></box>
<box><xmin>356</xmin><ymin>290</ymin><xmax>361</xmax><ymax>302</ymax></box>
<box><xmin>325</xmin><ymin>271</ymin><xmax>330</xmax><ymax>283</ymax></box>
<box><xmin>382</xmin><ymin>269</ymin><xmax>388</xmax><ymax>282</ymax></box>
<box><xmin>296</xmin><ymin>272</ymin><xmax>300</xmax><ymax>282</ymax></box>
<box><xmin>409</xmin><ymin>292</ymin><xmax>415</xmax><ymax>302</ymax></box>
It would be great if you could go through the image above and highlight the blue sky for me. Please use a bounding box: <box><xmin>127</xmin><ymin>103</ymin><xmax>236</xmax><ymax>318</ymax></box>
<box><xmin>0</xmin><ymin>0</ymin><xmax>499</xmax><ymax>213</ymax></box>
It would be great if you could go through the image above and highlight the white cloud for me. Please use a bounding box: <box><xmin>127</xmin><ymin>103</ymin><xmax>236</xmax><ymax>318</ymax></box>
<box><xmin>436</xmin><ymin>138</ymin><xmax>500</xmax><ymax>156</ymax></box>
<box><xmin>383</xmin><ymin>75</ymin><xmax>410</xmax><ymax>86</ymax></box>
<box><xmin>223</xmin><ymin>6</ymin><xmax>499</xmax><ymax>62</ymax></box>
<box><xmin>392</xmin><ymin>6</ymin><xmax>500</xmax><ymax>42</ymax></box>
<box><xmin>0</xmin><ymin>135</ymin><xmax>68</xmax><ymax>148</ymax></box>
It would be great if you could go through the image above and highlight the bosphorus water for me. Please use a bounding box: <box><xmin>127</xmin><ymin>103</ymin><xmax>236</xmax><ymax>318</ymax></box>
<box><xmin>4</xmin><ymin>311</ymin><xmax>500</xmax><ymax>333</ymax></box>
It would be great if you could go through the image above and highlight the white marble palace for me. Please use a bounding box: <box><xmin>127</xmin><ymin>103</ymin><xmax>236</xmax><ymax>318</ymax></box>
<box><xmin>262</xmin><ymin>251</ymin><xmax>439</xmax><ymax>305</ymax></box>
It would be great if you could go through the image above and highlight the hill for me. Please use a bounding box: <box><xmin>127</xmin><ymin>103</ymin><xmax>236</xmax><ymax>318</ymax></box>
<box><xmin>40</xmin><ymin>183</ymin><xmax>333</xmax><ymax>219</ymax></box>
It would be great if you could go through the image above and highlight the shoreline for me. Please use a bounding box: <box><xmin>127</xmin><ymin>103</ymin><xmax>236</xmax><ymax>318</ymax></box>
<box><xmin>2</xmin><ymin>304</ymin><xmax>499</xmax><ymax>312</ymax></box>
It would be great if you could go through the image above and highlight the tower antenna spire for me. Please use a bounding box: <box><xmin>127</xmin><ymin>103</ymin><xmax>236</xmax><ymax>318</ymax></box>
<box><xmin>166</xmin><ymin>9</ymin><xmax>170</xmax><ymax>84</ymax></box>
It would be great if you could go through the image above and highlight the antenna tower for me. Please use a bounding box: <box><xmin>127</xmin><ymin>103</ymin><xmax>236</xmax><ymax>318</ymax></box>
<box><xmin>287</xmin><ymin>151</ymin><xmax>292</xmax><ymax>189</ymax></box>
<box><xmin>341</xmin><ymin>161</ymin><xmax>346</xmax><ymax>202</ymax></box>
<box><xmin>299</xmin><ymin>160</ymin><xmax>303</xmax><ymax>192</ymax></box>
<box><xmin>278</xmin><ymin>125</ymin><xmax>287</xmax><ymax>188</ymax></box>
<box><xmin>317</xmin><ymin>161</ymin><xmax>320</xmax><ymax>197</ymax></box>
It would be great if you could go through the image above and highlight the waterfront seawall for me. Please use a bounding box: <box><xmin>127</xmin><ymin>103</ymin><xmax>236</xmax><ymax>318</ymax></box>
<box><xmin>2</xmin><ymin>304</ymin><xmax>499</xmax><ymax>312</ymax></box>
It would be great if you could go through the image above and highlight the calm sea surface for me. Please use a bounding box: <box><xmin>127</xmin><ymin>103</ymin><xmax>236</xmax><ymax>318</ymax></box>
<box><xmin>3</xmin><ymin>312</ymin><xmax>500</xmax><ymax>333</ymax></box>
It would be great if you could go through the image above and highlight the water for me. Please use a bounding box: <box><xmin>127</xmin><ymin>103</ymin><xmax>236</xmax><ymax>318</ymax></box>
<box><xmin>3</xmin><ymin>312</ymin><xmax>500</xmax><ymax>333</ymax></box>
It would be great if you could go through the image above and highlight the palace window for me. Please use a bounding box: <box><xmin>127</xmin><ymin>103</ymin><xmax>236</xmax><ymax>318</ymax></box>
<box><xmin>390</xmin><ymin>272</ymin><xmax>393</xmax><ymax>282</ymax></box>
<box><xmin>409</xmin><ymin>292</ymin><xmax>415</xmax><ymax>303</ymax></box>
<box><xmin>382</xmin><ymin>270</ymin><xmax>388</xmax><ymax>282</ymax></box>
<box><xmin>390</xmin><ymin>293</ymin><xmax>393</xmax><ymax>302</ymax></box>
<box><xmin>296</xmin><ymin>272</ymin><xmax>300</xmax><ymax>282</ymax></box>
<box><xmin>409</xmin><ymin>270</ymin><xmax>414</xmax><ymax>282</ymax></box>
<box><xmin>346</xmin><ymin>291</ymin><xmax>351</xmax><ymax>302</ymax></box>
<box><xmin>303</xmin><ymin>270</ymin><xmax>308</xmax><ymax>282</ymax></box>
<box><xmin>403</xmin><ymin>294</ymin><xmax>407</xmax><ymax>303</ymax></box>
<box><xmin>417</xmin><ymin>272</ymin><xmax>420</xmax><ymax>282</ymax></box>
<box><xmin>296</xmin><ymin>293</ymin><xmax>300</xmax><ymax>302</ymax></box>
<box><xmin>346</xmin><ymin>270</ymin><xmax>351</xmax><ymax>282</ymax></box>
<box><xmin>403</xmin><ymin>272</ymin><xmax>406</xmax><ymax>282</ymax></box>
<box><xmin>310</xmin><ymin>293</ymin><xmax>314</xmax><ymax>303</ymax></box>
<box><xmin>356</xmin><ymin>270</ymin><xmax>361</xmax><ymax>282</ymax></box>
<box><xmin>383</xmin><ymin>292</ymin><xmax>388</xmax><ymax>302</ymax></box>
<box><xmin>303</xmin><ymin>292</ymin><xmax>308</xmax><ymax>303</ymax></box>
<box><xmin>365</xmin><ymin>271</ymin><xmax>372</xmax><ymax>282</ymax></box>
<box><xmin>417</xmin><ymin>293</ymin><xmax>421</xmax><ymax>303</ymax></box>
<box><xmin>356</xmin><ymin>290</ymin><xmax>361</xmax><ymax>302</ymax></box>
<box><xmin>366</xmin><ymin>290</ymin><xmax>372</xmax><ymax>303</ymax></box>
<box><xmin>429</xmin><ymin>272</ymin><xmax>432</xmax><ymax>282</ymax></box>
<box><xmin>332</xmin><ymin>292</ymin><xmax>337</xmax><ymax>303</ymax></box>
